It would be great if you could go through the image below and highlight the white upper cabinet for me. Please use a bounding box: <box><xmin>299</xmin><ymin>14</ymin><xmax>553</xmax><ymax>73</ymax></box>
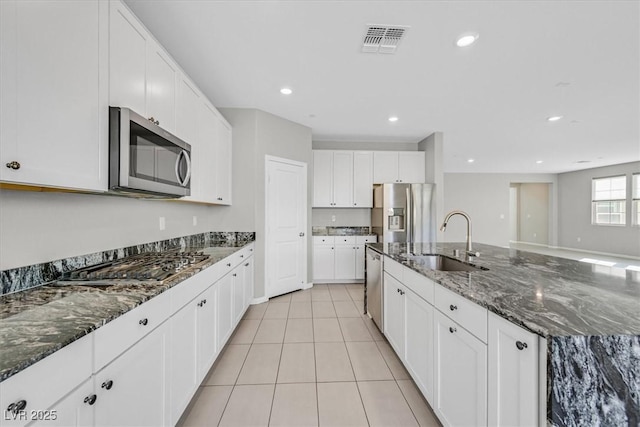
<box><xmin>214</xmin><ymin>115</ymin><xmax>232</xmax><ymax>205</ymax></box>
<box><xmin>398</xmin><ymin>152</ymin><xmax>426</xmax><ymax>183</ymax></box>
<box><xmin>313</xmin><ymin>151</ymin><xmax>334</xmax><ymax>207</ymax></box>
<box><xmin>373</xmin><ymin>152</ymin><xmax>399</xmax><ymax>184</ymax></box>
<box><xmin>353</xmin><ymin>151</ymin><xmax>373</xmax><ymax>207</ymax></box>
<box><xmin>175</xmin><ymin>78</ymin><xmax>200</xmax><ymax>146</ymax></box>
<box><xmin>109</xmin><ymin>1</ymin><xmax>177</xmax><ymax>134</ymax></box>
<box><xmin>146</xmin><ymin>47</ymin><xmax>177</xmax><ymax>133</ymax></box>
<box><xmin>312</xmin><ymin>150</ymin><xmax>373</xmax><ymax>208</ymax></box>
<box><xmin>109</xmin><ymin>1</ymin><xmax>146</xmax><ymax>115</ymax></box>
<box><xmin>0</xmin><ymin>0</ymin><xmax>108</xmax><ymax>191</ymax></box>
<box><xmin>373</xmin><ymin>151</ymin><xmax>425</xmax><ymax>183</ymax></box>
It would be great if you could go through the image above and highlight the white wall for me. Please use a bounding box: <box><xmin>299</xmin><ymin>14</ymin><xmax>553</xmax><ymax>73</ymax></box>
<box><xmin>518</xmin><ymin>183</ymin><xmax>550</xmax><ymax>245</ymax></box>
<box><xmin>557</xmin><ymin>161</ymin><xmax>640</xmax><ymax>257</ymax></box>
<box><xmin>0</xmin><ymin>190</ymin><xmax>221</xmax><ymax>270</ymax></box>
<box><xmin>312</xmin><ymin>208</ymin><xmax>371</xmax><ymax>227</ymax></box>
<box><xmin>220</xmin><ymin>108</ymin><xmax>313</xmax><ymax>298</ymax></box>
<box><xmin>443</xmin><ymin>173</ymin><xmax>558</xmax><ymax>248</ymax></box>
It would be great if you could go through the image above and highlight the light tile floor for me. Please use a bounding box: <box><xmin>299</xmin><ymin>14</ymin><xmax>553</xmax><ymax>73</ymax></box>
<box><xmin>179</xmin><ymin>284</ymin><xmax>441</xmax><ymax>427</ymax></box>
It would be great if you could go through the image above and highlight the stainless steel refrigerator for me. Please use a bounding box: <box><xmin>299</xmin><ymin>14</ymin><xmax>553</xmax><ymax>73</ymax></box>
<box><xmin>371</xmin><ymin>183</ymin><xmax>436</xmax><ymax>244</ymax></box>
<box><xmin>367</xmin><ymin>183</ymin><xmax>435</xmax><ymax>330</ymax></box>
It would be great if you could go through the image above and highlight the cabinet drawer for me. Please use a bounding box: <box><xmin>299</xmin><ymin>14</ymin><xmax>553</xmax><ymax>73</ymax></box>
<box><xmin>0</xmin><ymin>334</ymin><xmax>93</xmax><ymax>426</ymax></box>
<box><xmin>384</xmin><ymin>257</ymin><xmax>404</xmax><ymax>281</ymax></box>
<box><xmin>356</xmin><ymin>235</ymin><xmax>377</xmax><ymax>244</ymax></box>
<box><xmin>313</xmin><ymin>236</ymin><xmax>334</xmax><ymax>245</ymax></box>
<box><xmin>335</xmin><ymin>236</ymin><xmax>356</xmax><ymax>245</ymax></box>
<box><xmin>403</xmin><ymin>266</ymin><xmax>434</xmax><ymax>304</ymax></box>
<box><xmin>435</xmin><ymin>285</ymin><xmax>487</xmax><ymax>343</ymax></box>
<box><xmin>94</xmin><ymin>290</ymin><xmax>171</xmax><ymax>371</ymax></box>
<box><xmin>169</xmin><ymin>263</ymin><xmax>220</xmax><ymax>313</ymax></box>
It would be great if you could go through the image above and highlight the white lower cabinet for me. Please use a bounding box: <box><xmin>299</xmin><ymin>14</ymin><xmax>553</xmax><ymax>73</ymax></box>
<box><xmin>169</xmin><ymin>301</ymin><xmax>198</xmax><ymax>425</ymax></box>
<box><xmin>196</xmin><ymin>285</ymin><xmax>219</xmax><ymax>382</ymax></box>
<box><xmin>433</xmin><ymin>310</ymin><xmax>487</xmax><ymax>427</ymax></box>
<box><xmin>488</xmin><ymin>312</ymin><xmax>539</xmax><ymax>427</ymax></box>
<box><xmin>243</xmin><ymin>257</ymin><xmax>254</xmax><ymax>308</ymax></box>
<box><xmin>32</xmin><ymin>378</ymin><xmax>95</xmax><ymax>427</ymax></box>
<box><xmin>404</xmin><ymin>289</ymin><xmax>435</xmax><ymax>403</ymax></box>
<box><xmin>383</xmin><ymin>273</ymin><xmax>406</xmax><ymax>357</ymax></box>
<box><xmin>216</xmin><ymin>271</ymin><xmax>234</xmax><ymax>351</ymax></box>
<box><xmin>232</xmin><ymin>266</ymin><xmax>245</xmax><ymax>326</ymax></box>
<box><xmin>313</xmin><ymin>236</ymin><xmax>377</xmax><ymax>282</ymax></box>
<box><xmin>94</xmin><ymin>322</ymin><xmax>170</xmax><ymax>427</ymax></box>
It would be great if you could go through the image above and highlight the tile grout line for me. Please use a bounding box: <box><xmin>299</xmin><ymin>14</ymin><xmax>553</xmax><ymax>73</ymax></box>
<box><xmin>266</xmin><ymin>298</ymin><xmax>290</xmax><ymax>426</ymax></box>
<box><xmin>218</xmin><ymin>302</ymin><xmax>268</xmax><ymax>427</ymax></box>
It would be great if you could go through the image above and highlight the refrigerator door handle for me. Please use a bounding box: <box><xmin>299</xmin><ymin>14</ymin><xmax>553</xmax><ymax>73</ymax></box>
<box><xmin>406</xmin><ymin>186</ymin><xmax>412</xmax><ymax>246</ymax></box>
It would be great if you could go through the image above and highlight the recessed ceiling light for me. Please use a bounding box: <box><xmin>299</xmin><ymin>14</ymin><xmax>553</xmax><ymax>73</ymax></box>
<box><xmin>536</xmin><ymin>160</ymin><xmax>543</xmax><ymax>164</ymax></box>
<box><xmin>547</xmin><ymin>115</ymin><xmax>563</xmax><ymax>122</ymax></box>
<box><xmin>456</xmin><ymin>33</ymin><xmax>479</xmax><ymax>47</ymax></box>
<box><xmin>388</xmin><ymin>116</ymin><xmax>399</xmax><ymax>122</ymax></box>
<box><xmin>280</xmin><ymin>88</ymin><xmax>292</xmax><ymax>95</ymax></box>
<box><xmin>467</xmin><ymin>158</ymin><xmax>475</xmax><ymax>163</ymax></box>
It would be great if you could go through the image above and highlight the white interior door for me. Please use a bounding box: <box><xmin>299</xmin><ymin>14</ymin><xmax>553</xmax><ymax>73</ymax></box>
<box><xmin>266</xmin><ymin>156</ymin><xmax>307</xmax><ymax>298</ymax></box>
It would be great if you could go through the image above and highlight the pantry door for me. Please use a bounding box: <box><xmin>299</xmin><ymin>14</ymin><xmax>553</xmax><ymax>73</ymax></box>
<box><xmin>265</xmin><ymin>156</ymin><xmax>308</xmax><ymax>298</ymax></box>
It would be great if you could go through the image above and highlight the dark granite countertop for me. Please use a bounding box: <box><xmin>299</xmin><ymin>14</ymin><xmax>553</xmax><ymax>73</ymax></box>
<box><xmin>367</xmin><ymin>242</ymin><xmax>640</xmax><ymax>338</ymax></box>
<box><xmin>0</xmin><ymin>241</ymin><xmax>252</xmax><ymax>382</ymax></box>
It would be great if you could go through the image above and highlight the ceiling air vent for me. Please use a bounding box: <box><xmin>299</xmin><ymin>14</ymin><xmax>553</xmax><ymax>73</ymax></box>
<box><xmin>362</xmin><ymin>25</ymin><xmax>409</xmax><ymax>54</ymax></box>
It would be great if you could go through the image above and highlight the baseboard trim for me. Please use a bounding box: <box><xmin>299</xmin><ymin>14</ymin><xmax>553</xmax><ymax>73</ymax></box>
<box><xmin>302</xmin><ymin>282</ymin><xmax>313</xmax><ymax>290</ymax></box>
<box><xmin>512</xmin><ymin>242</ymin><xmax>640</xmax><ymax>261</ymax></box>
<box><xmin>551</xmin><ymin>245</ymin><xmax>640</xmax><ymax>261</ymax></box>
<box><xmin>250</xmin><ymin>296</ymin><xmax>268</xmax><ymax>305</ymax></box>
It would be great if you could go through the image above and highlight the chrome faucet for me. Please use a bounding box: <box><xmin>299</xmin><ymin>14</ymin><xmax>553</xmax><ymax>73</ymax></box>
<box><xmin>440</xmin><ymin>210</ymin><xmax>479</xmax><ymax>257</ymax></box>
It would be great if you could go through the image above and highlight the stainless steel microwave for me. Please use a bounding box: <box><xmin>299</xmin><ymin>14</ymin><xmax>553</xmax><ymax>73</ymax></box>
<box><xmin>109</xmin><ymin>107</ymin><xmax>191</xmax><ymax>198</ymax></box>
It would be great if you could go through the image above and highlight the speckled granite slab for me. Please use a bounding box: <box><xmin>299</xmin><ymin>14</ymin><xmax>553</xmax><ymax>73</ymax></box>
<box><xmin>0</xmin><ymin>239</ymin><xmax>252</xmax><ymax>382</ymax></box>
<box><xmin>312</xmin><ymin>226</ymin><xmax>373</xmax><ymax>236</ymax></box>
<box><xmin>0</xmin><ymin>231</ymin><xmax>255</xmax><ymax>295</ymax></box>
<box><xmin>367</xmin><ymin>242</ymin><xmax>640</xmax><ymax>426</ymax></box>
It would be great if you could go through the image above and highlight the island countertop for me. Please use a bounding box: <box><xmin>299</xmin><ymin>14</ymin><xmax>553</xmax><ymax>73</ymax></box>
<box><xmin>367</xmin><ymin>242</ymin><xmax>640</xmax><ymax>338</ymax></box>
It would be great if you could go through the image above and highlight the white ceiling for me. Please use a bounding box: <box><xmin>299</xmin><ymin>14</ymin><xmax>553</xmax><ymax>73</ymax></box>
<box><xmin>124</xmin><ymin>0</ymin><xmax>639</xmax><ymax>174</ymax></box>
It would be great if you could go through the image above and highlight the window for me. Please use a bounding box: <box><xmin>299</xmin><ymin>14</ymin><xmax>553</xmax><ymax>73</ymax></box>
<box><xmin>634</xmin><ymin>174</ymin><xmax>640</xmax><ymax>226</ymax></box>
<box><xmin>592</xmin><ymin>175</ymin><xmax>626</xmax><ymax>225</ymax></box>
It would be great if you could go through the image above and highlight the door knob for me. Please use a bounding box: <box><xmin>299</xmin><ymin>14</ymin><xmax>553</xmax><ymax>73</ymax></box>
<box><xmin>5</xmin><ymin>161</ymin><xmax>20</xmax><ymax>170</ymax></box>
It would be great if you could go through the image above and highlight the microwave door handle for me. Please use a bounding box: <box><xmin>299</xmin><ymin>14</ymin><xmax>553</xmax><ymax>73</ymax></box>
<box><xmin>174</xmin><ymin>150</ymin><xmax>191</xmax><ymax>187</ymax></box>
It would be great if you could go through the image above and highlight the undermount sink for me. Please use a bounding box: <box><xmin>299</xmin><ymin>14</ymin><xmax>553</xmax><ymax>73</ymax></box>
<box><xmin>402</xmin><ymin>254</ymin><xmax>488</xmax><ymax>272</ymax></box>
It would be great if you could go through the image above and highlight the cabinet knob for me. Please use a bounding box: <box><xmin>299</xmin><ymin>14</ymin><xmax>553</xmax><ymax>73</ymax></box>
<box><xmin>198</xmin><ymin>301</ymin><xmax>203</xmax><ymax>307</ymax></box>
<box><xmin>400</xmin><ymin>290</ymin><xmax>405</xmax><ymax>295</ymax></box>
<box><xmin>84</xmin><ymin>395</ymin><xmax>97</xmax><ymax>406</ymax></box>
<box><xmin>147</xmin><ymin>117</ymin><xmax>159</xmax><ymax>125</ymax></box>
<box><xmin>244</xmin><ymin>263</ymin><xmax>249</xmax><ymax>267</ymax></box>
<box><xmin>233</xmin><ymin>273</ymin><xmax>237</xmax><ymax>277</ymax></box>
<box><xmin>516</xmin><ymin>341</ymin><xmax>528</xmax><ymax>350</ymax></box>
<box><xmin>449</xmin><ymin>304</ymin><xmax>457</xmax><ymax>311</ymax></box>
<box><xmin>227</xmin><ymin>263</ymin><xmax>231</xmax><ymax>267</ymax></box>
<box><xmin>5</xmin><ymin>161</ymin><xmax>20</xmax><ymax>170</ymax></box>
<box><xmin>139</xmin><ymin>318</ymin><xmax>148</xmax><ymax>326</ymax></box>
<box><xmin>203</xmin><ymin>299</ymin><xmax>207</xmax><ymax>304</ymax></box>
<box><xmin>101</xmin><ymin>380</ymin><xmax>114</xmax><ymax>390</ymax></box>
<box><xmin>449</xmin><ymin>326</ymin><xmax>457</xmax><ymax>333</ymax></box>
<box><xmin>7</xmin><ymin>400</ymin><xmax>27</xmax><ymax>414</ymax></box>
<box><xmin>218</xmin><ymin>197</ymin><xmax>223</xmax><ymax>201</ymax></box>
<box><xmin>299</xmin><ymin>232</ymin><xmax>305</xmax><ymax>237</ymax></box>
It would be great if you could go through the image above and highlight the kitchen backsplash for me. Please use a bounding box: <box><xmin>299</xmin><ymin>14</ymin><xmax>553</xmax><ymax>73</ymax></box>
<box><xmin>0</xmin><ymin>231</ymin><xmax>255</xmax><ymax>295</ymax></box>
<box><xmin>312</xmin><ymin>226</ymin><xmax>372</xmax><ymax>236</ymax></box>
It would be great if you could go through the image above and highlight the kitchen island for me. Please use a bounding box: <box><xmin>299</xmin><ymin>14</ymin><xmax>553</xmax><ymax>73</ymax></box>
<box><xmin>367</xmin><ymin>242</ymin><xmax>640</xmax><ymax>426</ymax></box>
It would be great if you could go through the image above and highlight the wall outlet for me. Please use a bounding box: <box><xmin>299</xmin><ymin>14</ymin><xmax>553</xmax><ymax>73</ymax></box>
<box><xmin>159</xmin><ymin>216</ymin><xmax>166</xmax><ymax>231</ymax></box>
<box><xmin>193</xmin><ymin>216</ymin><xmax>198</xmax><ymax>226</ymax></box>
<box><xmin>331</xmin><ymin>215</ymin><xmax>336</xmax><ymax>222</ymax></box>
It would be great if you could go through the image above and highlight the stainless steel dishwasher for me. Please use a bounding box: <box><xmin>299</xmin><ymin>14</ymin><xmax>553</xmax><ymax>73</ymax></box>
<box><xmin>365</xmin><ymin>247</ymin><xmax>383</xmax><ymax>331</ymax></box>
